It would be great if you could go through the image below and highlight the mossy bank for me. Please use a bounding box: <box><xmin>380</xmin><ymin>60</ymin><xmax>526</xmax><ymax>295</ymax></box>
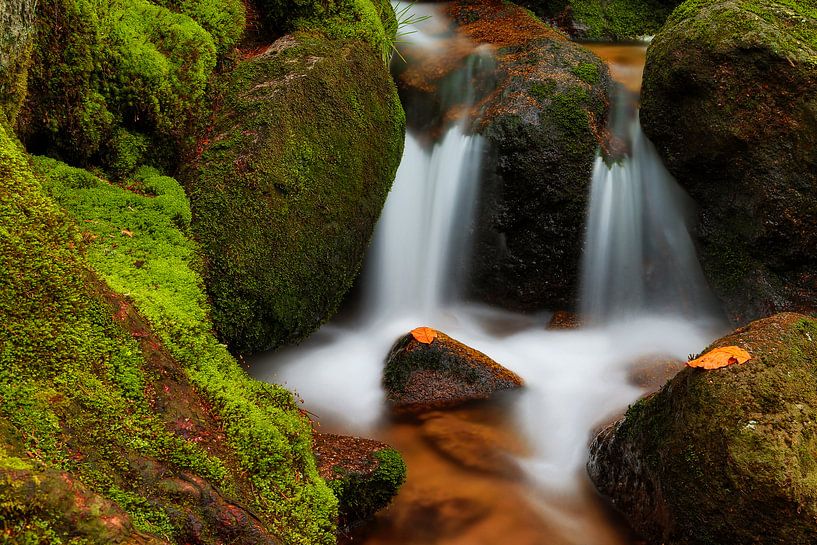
<box><xmin>184</xmin><ymin>32</ymin><xmax>405</xmax><ymax>354</ymax></box>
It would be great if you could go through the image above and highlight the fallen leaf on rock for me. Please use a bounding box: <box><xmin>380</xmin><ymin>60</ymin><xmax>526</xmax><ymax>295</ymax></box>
<box><xmin>411</xmin><ymin>327</ymin><xmax>438</xmax><ymax>345</ymax></box>
<box><xmin>687</xmin><ymin>346</ymin><xmax>752</xmax><ymax>370</ymax></box>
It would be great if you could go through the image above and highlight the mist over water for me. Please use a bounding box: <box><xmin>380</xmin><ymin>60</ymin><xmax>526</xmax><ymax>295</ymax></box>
<box><xmin>252</xmin><ymin>22</ymin><xmax>724</xmax><ymax>545</ymax></box>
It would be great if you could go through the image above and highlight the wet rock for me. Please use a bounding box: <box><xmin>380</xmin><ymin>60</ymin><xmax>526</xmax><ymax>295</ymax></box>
<box><xmin>641</xmin><ymin>0</ymin><xmax>817</xmax><ymax>324</ymax></box>
<box><xmin>384</xmin><ymin>328</ymin><xmax>523</xmax><ymax>412</ymax></box>
<box><xmin>446</xmin><ymin>0</ymin><xmax>611</xmax><ymax>311</ymax></box>
<box><xmin>589</xmin><ymin>313</ymin><xmax>817</xmax><ymax>545</ymax></box>
<box><xmin>184</xmin><ymin>32</ymin><xmax>405</xmax><ymax>354</ymax></box>
<box><xmin>627</xmin><ymin>354</ymin><xmax>685</xmax><ymax>391</ymax></box>
<box><xmin>420</xmin><ymin>412</ymin><xmax>526</xmax><ymax>477</ymax></box>
<box><xmin>547</xmin><ymin>310</ymin><xmax>582</xmax><ymax>330</ymax></box>
<box><xmin>313</xmin><ymin>433</ymin><xmax>406</xmax><ymax>530</ymax></box>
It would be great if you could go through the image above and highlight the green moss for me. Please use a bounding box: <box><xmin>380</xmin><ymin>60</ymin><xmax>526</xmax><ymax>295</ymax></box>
<box><xmin>34</xmin><ymin>157</ymin><xmax>338</xmax><ymax>544</ymax></box>
<box><xmin>0</xmin><ymin>0</ymin><xmax>36</xmax><ymax>125</ymax></box>
<box><xmin>185</xmin><ymin>33</ymin><xmax>404</xmax><ymax>354</ymax></box>
<box><xmin>572</xmin><ymin>62</ymin><xmax>601</xmax><ymax>85</ymax></box>
<box><xmin>328</xmin><ymin>448</ymin><xmax>406</xmax><ymax>525</ymax></box>
<box><xmin>152</xmin><ymin>0</ymin><xmax>247</xmax><ymax>56</ymax></box>
<box><xmin>18</xmin><ymin>0</ymin><xmax>218</xmax><ymax>168</ymax></box>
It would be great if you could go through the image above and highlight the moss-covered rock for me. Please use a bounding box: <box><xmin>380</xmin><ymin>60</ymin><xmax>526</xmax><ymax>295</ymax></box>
<box><xmin>0</xmin><ymin>117</ymin><xmax>341</xmax><ymax>544</ymax></box>
<box><xmin>589</xmin><ymin>313</ymin><xmax>817</xmax><ymax>544</ymax></box>
<box><xmin>641</xmin><ymin>0</ymin><xmax>817</xmax><ymax>324</ymax></box>
<box><xmin>184</xmin><ymin>33</ymin><xmax>404</xmax><ymax>354</ymax></box>
<box><xmin>152</xmin><ymin>0</ymin><xmax>247</xmax><ymax>55</ymax></box>
<box><xmin>0</xmin><ymin>0</ymin><xmax>36</xmax><ymax>125</ymax></box>
<box><xmin>445</xmin><ymin>0</ymin><xmax>610</xmax><ymax>311</ymax></box>
<box><xmin>384</xmin><ymin>328</ymin><xmax>524</xmax><ymax>412</ymax></box>
<box><xmin>314</xmin><ymin>434</ymin><xmax>406</xmax><ymax>530</ymax></box>
<box><xmin>254</xmin><ymin>0</ymin><xmax>397</xmax><ymax>61</ymax></box>
<box><xmin>17</xmin><ymin>0</ymin><xmax>230</xmax><ymax>171</ymax></box>
<box><xmin>516</xmin><ymin>0</ymin><xmax>683</xmax><ymax>41</ymax></box>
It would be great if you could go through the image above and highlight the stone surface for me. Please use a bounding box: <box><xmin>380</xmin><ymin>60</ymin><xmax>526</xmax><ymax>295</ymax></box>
<box><xmin>589</xmin><ymin>313</ymin><xmax>817</xmax><ymax>545</ymax></box>
<box><xmin>641</xmin><ymin>0</ymin><xmax>817</xmax><ymax>324</ymax></box>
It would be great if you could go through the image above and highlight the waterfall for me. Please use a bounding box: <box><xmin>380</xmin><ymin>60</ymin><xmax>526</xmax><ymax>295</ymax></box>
<box><xmin>580</xmin><ymin>94</ymin><xmax>718</xmax><ymax>322</ymax></box>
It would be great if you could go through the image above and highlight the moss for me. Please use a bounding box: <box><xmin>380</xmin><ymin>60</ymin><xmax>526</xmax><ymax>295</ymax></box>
<box><xmin>18</xmin><ymin>0</ymin><xmax>220</xmax><ymax>169</ymax></box>
<box><xmin>328</xmin><ymin>448</ymin><xmax>406</xmax><ymax>525</ymax></box>
<box><xmin>256</xmin><ymin>0</ymin><xmax>397</xmax><ymax>62</ymax></box>
<box><xmin>572</xmin><ymin>61</ymin><xmax>601</xmax><ymax>85</ymax></box>
<box><xmin>152</xmin><ymin>0</ymin><xmax>247</xmax><ymax>56</ymax></box>
<box><xmin>0</xmin><ymin>0</ymin><xmax>36</xmax><ymax>125</ymax></box>
<box><xmin>34</xmin><ymin>157</ymin><xmax>339</xmax><ymax>544</ymax></box>
<box><xmin>596</xmin><ymin>314</ymin><xmax>817</xmax><ymax>543</ymax></box>
<box><xmin>185</xmin><ymin>33</ymin><xmax>404</xmax><ymax>354</ymax></box>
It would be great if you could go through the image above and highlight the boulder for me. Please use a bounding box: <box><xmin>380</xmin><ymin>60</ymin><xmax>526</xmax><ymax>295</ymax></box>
<box><xmin>641</xmin><ymin>0</ymin><xmax>817</xmax><ymax>324</ymax></box>
<box><xmin>313</xmin><ymin>433</ymin><xmax>406</xmax><ymax>530</ymax></box>
<box><xmin>589</xmin><ymin>313</ymin><xmax>817</xmax><ymax>545</ymax></box>
<box><xmin>184</xmin><ymin>33</ymin><xmax>405</xmax><ymax>354</ymax></box>
<box><xmin>384</xmin><ymin>328</ymin><xmax>523</xmax><ymax>411</ymax></box>
<box><xmin>447</xmin><ymin>0</ymin><xmax>611</xmax><ymax>311</ymax></box>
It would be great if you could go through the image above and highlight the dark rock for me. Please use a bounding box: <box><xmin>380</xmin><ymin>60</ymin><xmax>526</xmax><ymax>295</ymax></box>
<box><xmin>446</xmin><ymin>0</ymin><xmax>611</xmax><ymax>311</ymax></box>
<box><xmin>384</xmin><ymin>328</ymin><xmax>523</xmax><ymax>411</ymax></box>
<box><xmin>589</xmin><ymin>313</ymin><xmax>817</xmax><ymax>545</ymax></box>
<box><xmin>313</xmin><ymin>433</ymin><xmax>406</xmax><ymax>530</ymax></box>
<box><xmin>641</xmin><ymin>0</ymin><xmax>817</xmax><ymax>324</ymax></box>
<box><xmin>185</xmin><ymin>33</ymin><xmax>405</xmax><ymax>354</ymax></box>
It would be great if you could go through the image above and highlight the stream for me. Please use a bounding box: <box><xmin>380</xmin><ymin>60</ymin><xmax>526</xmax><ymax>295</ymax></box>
<box><xmin>252</xmin><ymin>11</ymin><xmax>724</xmax><ymax>545</ymax></box>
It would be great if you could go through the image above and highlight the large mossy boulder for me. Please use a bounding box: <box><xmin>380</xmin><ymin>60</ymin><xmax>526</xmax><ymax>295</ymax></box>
<box><xmin>447</xmin><ymin>0</ymin><xmax>610</xmax><ymax>311</ymax></box>
<box><xmin>589</xmin><ymin>313</ymin><xmax>817</xmax><ymax>544</ymax></box>
<box><xmin>516</xmin><ymin>0</ymin><xmax>683</xmax><ymax>41</ymax></box>
<box><xmin>641</xmin><ymin>0</ymin><xmax>817</xmax><ymax>324</ymax></box>
<box><xmin>185</xmin><ymin>33</ymin><xmax>405</xmax><ymax>354</ymax></box>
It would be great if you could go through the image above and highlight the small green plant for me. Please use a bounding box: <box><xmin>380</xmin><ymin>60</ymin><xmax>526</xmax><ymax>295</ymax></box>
<box><xmin>389</xmin><ymin>1</ymin><xmax>432</xmax><ymax>63</ymax></box>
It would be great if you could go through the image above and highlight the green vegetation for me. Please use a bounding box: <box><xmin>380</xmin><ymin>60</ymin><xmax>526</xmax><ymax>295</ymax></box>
<box><xmin>33</xmin><ymin>156</ymin><xmax>339</xmax><ymax>544</ymax></box>
<box><xmin>17</xmin><ymin>0</ymin><xmax>241</xmax><ymax>171</ymax></box>
<box><xmin>0</xmin><ymin>0</ymin><xmax>35</xmax><ymax>125</ymax></box>
<box><xmin>256</xmin><ymin>0</ymin><xmax>398</xmax><ymax>62</ymax></box>
<box><xmin>328</xmin><ymin>448</ymin><xmax>407</xmax><ymax>525</ymax></box>
<box><xmin>153</xmin><ymin>0</ymin><xmax>247</xmax><ymax>55</ymax></box>
<box><xmin>185</xmin><ymin>33</ymin><xmax>405</xmax><ymax>354</ymax></box>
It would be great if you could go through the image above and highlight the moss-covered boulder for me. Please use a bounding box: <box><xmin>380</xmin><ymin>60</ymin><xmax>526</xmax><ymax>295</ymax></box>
<box><xmin>446</xmin><ymin>0</ymin><xmax>610</xmax><ymax>311</ymax></box>
<box><xmin>0</xmin><ymin>0</ymin><xmax>36</xmax><ymax>124</ymax></box>
<box><xmin>314</xmin><ymin>434</ymin><xmax>406</xmax><ymax>530</ymax></box>
<box><xmin>17</xmin><ymin>0</ymin><xmax>243</xmax><ymax>173</ymax></box>
<box><xmin>640</xmin><ymin>0</ymin><xmax>817</xmax><ymax>324</ymax></box>
<box><xmin>516</xmin><ymin>0</ymin><xmax>683</xmax><ymax>41</ymax></box>
<box><xmin>384</xmin><ymin>328</ymin><xmax>523</xmax><ymax>412</ymax></box>
<box><xmin>0</xmin><ymin>120</ymin><xmax>340</xmax><ymax>543</ymax></box>
<box><xmin>184</xmin><ymin>33</ymin><xmax>404</xmax><ymax>354</ymax></box>
<box><xmin>588</xmin><ymin>313</ymin><xmax>817</xmax><ymax>544</ymax></box>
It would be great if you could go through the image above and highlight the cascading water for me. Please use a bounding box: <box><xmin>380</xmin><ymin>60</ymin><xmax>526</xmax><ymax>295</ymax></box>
<box><xmin>252</xmin><ymin>27</ymin><xmax>724</xmax><ymax>545</ymax></box>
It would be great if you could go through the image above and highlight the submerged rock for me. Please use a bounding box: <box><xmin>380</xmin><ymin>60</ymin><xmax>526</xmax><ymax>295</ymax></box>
<box><xmin>641</xmin><ymin>0</ymin><xmax>817</xmax><ymax>324</ymax></box>
<box><xmin>589</xmin><ymin>313</ymin><xmax>817</xmax><ymax>545</ymax></box>
<box><xmin>185</xmin><ymin>32</ymin><xmax>405</xmax><ymax>354</ymax></box>
<box><xmin>384</xmin><ymin>328</ymin><xmax>523</xmax><ymax>411</ymax></box>
<box><xmin>447</xmin><ymin>0</ymin><xmax>611</xmax><ymax>311</ymax></box>
<box><xmin>547</xmin><ymin>310</ymin><xmax>582</xmax><ymax>330</ymax></box>
<box><xmin>313</xmin><ymin>433</ymin><xmax>406</xmax><ymax>530</ymax></box>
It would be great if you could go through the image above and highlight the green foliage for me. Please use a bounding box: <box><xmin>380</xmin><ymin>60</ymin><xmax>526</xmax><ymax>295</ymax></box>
<box><xmin>35</xmin><ymin>157</ymin><xmax>339</xmax><ymax>544</ymax></box>
<box><xmin>19</xmin><ymin>0</ymin><xmax>219</xmax><ymax>168</ymax></box>
<box><xmin>185</xmin><ymin>33</ymin><xmax>405</xmax><ymax>354</ymax></box>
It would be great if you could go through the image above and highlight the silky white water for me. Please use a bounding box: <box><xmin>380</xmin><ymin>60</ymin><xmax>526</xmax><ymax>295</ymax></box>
<box><xmin>251</xmin><ymin>23</ymin><xmax>723</xmax><ymax>545</ymax></box>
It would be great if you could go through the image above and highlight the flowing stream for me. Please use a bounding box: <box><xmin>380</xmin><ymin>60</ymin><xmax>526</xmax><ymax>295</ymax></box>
<box><xmin>252</xmin><ymin>16</ymin><xmax>724</xmax><ymax>545</ymax></box>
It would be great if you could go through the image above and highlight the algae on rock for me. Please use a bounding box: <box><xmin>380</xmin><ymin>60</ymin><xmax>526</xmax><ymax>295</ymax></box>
<box><xmin>184</xmin><ymin>33</ymin><xmax>405</xmax><ymax>354</ymax></box>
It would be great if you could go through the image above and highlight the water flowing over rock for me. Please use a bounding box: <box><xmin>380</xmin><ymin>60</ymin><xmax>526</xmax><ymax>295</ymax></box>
<box><xmin>384</xmin><ymin>329</ymin><xmax>523</xmax><ymax>412</ymax></box>
<box><xmin>589</xmin><ymin>313</ymin><xmax>817</xmax><ymax>545</ymax></box>
<box><xmin>452</xmin><ymin>0</ymin><xmax>611</xmax><ymax>311</ymax></box>
<box><xmin>641</xmin><ymin>0</ymin><xmax>817</xmax><ymax>325</ymax></box>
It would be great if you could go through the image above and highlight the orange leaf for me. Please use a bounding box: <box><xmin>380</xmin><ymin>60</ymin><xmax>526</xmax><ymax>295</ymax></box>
<box><xmin>687</xmin><ymin>346</ymin><xmax>752</xmax><ymax>370</ymax></box>
<box><xmin>121</xmin><ymin>229</ymin><xmax>134</xmax><ymax>237</ymax></box>
<box><xmin>411</xmin><ymin>327</ymin><xmax>438</xmax><ymax>345</ymax></box>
